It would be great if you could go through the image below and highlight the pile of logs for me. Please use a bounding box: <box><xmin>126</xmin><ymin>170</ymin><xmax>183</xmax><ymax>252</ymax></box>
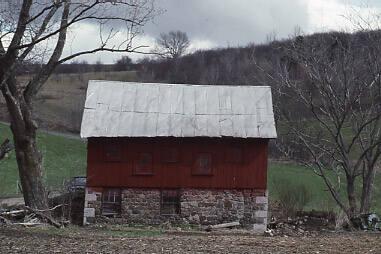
<box><xmin>265</xmin><ymin>218</ymin><xmax>308</xmax><ymax>237</ymax></box>
<box><xmin>0</xmin><ymin>205</ymin><xmax>65</xmax><ymax>228</ymax></box>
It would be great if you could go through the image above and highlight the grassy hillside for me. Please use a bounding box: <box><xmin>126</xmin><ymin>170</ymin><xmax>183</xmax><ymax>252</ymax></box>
<box><xmin>0</xmin><ymin>122</ymin><xmax>379</xmax><ymax>214</ymax></box>
<box><xmin>0</xmin><ymin>71</ymin><xmax>138</xmax><ymax>133</ymax></box>
<box><xmin>0</xmin><ymin>123</ymin><xmax>86</xmax><ymax>196</ymax></box>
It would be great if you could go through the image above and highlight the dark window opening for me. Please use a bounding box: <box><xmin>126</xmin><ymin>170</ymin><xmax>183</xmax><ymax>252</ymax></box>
<box><xmin>161</xmin><ymin>189</ymin><xmax>180</xmax><ymax>215</ymax></box>
<box><xmin>192</xmin><ymin>153</ymin><xmax>213</xmax><ymax>175</ymax></box>
<box><xmin>104</xmin><ymin>144</ymin><xmax>121</xmax><ymax>162</ymax></box>
<box><xmin>225</xmin><ymin>147</ymin><xmax>243</xmax><ymax>163</ymax></box>
<box><xmin>102</xmin><ymin>189</ymin><xmax>121</xmax><ymax>216</ymax></box>
<box><xmin>161</xmin><ymin>148</ymin><xmax>179</xmax><ymax>163</ymax></box>
<box><xmin>134</xmin><ymin>152</ymin><xmax>153</xmax><ymax>175</ymax></box>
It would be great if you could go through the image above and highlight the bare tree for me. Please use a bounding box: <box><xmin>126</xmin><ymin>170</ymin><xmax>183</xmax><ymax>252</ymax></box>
<box><xmin>94</xmin><ymin>59</ymin><xmax>103</xmax><ymax>72</ymax></box>
<box><xmin>156</xmin><ymin>30</ymin><xmax>190</xmax><ymax>59</ymax></box>
<box><xmin>0</xmin><ymin>0</ymin><xmax>156</xmax><ymax>210</ymax></box>
<box><xmin>271</xmin><ymin>31</ymin><xmax>381</xmax><ymax>220</ymax></box>
<box><xmin>114</xmin><ymin>55</ymin><xmax>132</xmax><ymax>71</ymax></box>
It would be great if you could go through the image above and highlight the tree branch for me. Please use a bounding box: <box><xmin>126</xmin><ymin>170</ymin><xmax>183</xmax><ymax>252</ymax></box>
<box><xmin>24</xmin><ymin>0</ymin><xmax>71</xmax><ymax>102</ymax></box>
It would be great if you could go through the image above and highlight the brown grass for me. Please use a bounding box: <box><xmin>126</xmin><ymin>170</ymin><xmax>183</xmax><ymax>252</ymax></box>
<box><xmin>0</xmin><ymin>71</ymin><xmax>138</xmax><ymax>133</ymax></box>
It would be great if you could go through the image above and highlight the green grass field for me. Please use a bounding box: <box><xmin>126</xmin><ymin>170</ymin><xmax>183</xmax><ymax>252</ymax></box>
<box><xmin>268</xmin><ymin>163</ymin><xmax>336</xmax><ymax>211</ymax></box>
<box><xmin>0</xmin><ymin>123</ymin><xmax>86</xmax><ymax>196</ymax></box>
<box><xmin>0</xmin><ymin>122</ymin><xmax>380</xmax><ymax>214</ymax></box>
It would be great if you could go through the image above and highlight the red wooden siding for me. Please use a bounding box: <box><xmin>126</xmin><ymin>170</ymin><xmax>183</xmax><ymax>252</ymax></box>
<box><xmin>87</xmin><ymin>137</ymin><xmax>268</xmax><ymax>189</ymax></box>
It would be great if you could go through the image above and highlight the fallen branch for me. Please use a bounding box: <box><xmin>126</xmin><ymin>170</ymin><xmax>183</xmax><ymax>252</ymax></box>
<box><xmin>32</xmin><ymin>204</ymin><xmax>63</xmax><ymax>213</ymax></box>
<box><xmin>0</xmin><ymin>209</ymin><xmax>26</xmax><ymax>220</ymax></box>
<box><xmin>206</xmin><ymin>221</ymin><xmax>240</xmax><ymax>231</ymax></box>
<box><xmin>25</xmin><ymin>206</ymin><xmax>62</xmax><ymax>228</ymax></box>
<box><xmin>14</xmin><ymin>222</ymin><xmax>44</xmax><ymax>227</ymax></box>
<box><xmin>0</xmin><ymin>210</ymin><xmax>26</xmax><ymax>216</ymax></box>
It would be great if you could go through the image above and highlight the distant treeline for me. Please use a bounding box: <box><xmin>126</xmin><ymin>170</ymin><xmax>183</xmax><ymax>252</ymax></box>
<box><xmin>138</xmin><ymin>30</ymin><xmax>381</xmax><ymax>86</ymax></box>
<box><xmin>54</xmin><ymin>62</ymin><xmax>142</xmax><ymax>74</ymax></box>
<box><xmin>17</xmin><ymin>56</ymin><xmax>141</xmax><ymax>75</ymax></box>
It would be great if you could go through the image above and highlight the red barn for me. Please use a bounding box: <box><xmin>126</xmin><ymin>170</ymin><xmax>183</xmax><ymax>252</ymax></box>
<box><xmin>81</xmin><ymin>80</ymin><xmax>277</xmax><ymax>232</ymax></box>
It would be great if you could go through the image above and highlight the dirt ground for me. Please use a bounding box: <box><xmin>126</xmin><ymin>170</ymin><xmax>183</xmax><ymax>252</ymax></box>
<box><xmin>0</xmin><ymin>226</ymin><xmax>380</xmax><ymax>254</ymax></box>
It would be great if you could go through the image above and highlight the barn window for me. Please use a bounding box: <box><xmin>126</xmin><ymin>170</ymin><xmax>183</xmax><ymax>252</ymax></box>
<box><xmin>192</xmin><ymin>153</ymin><xmax>213</xmax><ymax>175</ymax></box>
<box><xmin>161</xmin><ymin>147</ymin><xmax>179</xmax><ymax>163</ymax></box>
<box><xmin>160</xmin><ymin>190</ymin><xmax>180</xmax><ymax>215</ymax></box>
<box><xmin>225</xmin><ymin>146</ymin><xmax>243</xmax><ymax>163</ymax></box>
<box><xmin>104</xmin><ymin>143</ymin><xmax>121</xmax><ymax>162</ymax></box>
<box><xmin>101</xmin><ymin>189</ymin><xmax>121</xmax><ymax>216</ymax></box>
<box><xmin>134</xmin><ymin>152</ymin><xmax>153</xmax><ymax>175</ymax></box>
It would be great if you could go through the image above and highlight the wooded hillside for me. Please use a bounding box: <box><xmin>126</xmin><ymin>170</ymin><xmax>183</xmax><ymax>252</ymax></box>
<box><xmin>0</xmin><ymin>30</ymin><xmax>379</xmax><ymax>134</ymax></box>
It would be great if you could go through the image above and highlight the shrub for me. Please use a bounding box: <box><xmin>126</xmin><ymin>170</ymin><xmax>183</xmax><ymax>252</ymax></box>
<box><xmin>273</xmin><ymin>178</ymin><xmax>312</xmax><ymax>217</ymax></box>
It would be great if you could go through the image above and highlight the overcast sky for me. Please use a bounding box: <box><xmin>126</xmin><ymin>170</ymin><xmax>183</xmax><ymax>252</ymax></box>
<box><xmin>65</xmin><ymin>0</ymin><xmax>381</xmax><ymax>63</ymax></box>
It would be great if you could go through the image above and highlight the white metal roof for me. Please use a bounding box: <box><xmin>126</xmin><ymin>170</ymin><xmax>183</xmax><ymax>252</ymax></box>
<box><xmin>80</xmin><ymin>80</ymin><xmax>277</xmax><ymax>139</ymax></box>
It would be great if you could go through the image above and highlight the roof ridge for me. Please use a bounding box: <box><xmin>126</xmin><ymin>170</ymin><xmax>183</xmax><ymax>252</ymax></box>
<box><xmin>87</xmin><ymin>80</ymin><xmax>271</xmax><ymax>88</ymax></box>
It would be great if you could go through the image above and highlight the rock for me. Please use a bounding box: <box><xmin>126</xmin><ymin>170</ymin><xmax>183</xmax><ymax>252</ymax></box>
<box><xmin>189</xmin><ymin>214</ymin><xmax>200</xmax><ymax>223</ymax></box>
<box><xmin>264</xmin><ymin>229</ymin><xmax>274</xmax><ymax>237</ymax></box>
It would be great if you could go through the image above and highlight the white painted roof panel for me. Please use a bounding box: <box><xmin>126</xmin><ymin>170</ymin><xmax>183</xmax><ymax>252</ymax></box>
<box><xmin>80</xmin><ymin>80</ymin><xmax>277</xmax><ymax>138</ymax></box>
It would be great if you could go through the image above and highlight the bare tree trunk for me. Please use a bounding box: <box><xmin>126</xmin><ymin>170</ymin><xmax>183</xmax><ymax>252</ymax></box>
<box><xmin>346</xmin><ymin>177</ymin><xmax>357</xmax><ymax>218</ymax></box>
<box><xmin>13</xmin><ymin>130</ymin><xmax>48</xmax><ymax>209</ymax></box>
<box><xmin>1</xmin><ymin>78</ymin><xmax>48</xmax><ymax>210</ymax></box>
<box><xmin>360</xmin><ymin>166</ymin><xmax>377</xmax><ymax>213</ymax></box>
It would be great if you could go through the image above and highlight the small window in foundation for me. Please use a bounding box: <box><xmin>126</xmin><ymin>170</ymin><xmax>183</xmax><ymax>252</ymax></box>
<box><xmin>102</xmin><ymin>189</ymin><xmax>121</xmax><ymax>216</ymax></box>
<box><xmin>161</xmin><ymin>189</ymin><xmax>180</xmax><ymax>215</ymax></box>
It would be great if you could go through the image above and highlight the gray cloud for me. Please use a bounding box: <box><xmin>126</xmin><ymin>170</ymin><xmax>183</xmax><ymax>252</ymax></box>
<box><xmin>71</xmin><ymin>0</ymin><xmax>381</xmax><ymax>63</ymax></box>
<box><xmin>142</xmin><ymin>0</ymin><xmax>310</xmax><ymax>47</ymax></box>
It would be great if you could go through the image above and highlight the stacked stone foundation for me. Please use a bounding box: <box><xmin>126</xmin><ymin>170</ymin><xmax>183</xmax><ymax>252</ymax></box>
<box><xmin>84</xmin><ymin>187</ymin><xmax>268</xmax><ymax>233</ymax></box>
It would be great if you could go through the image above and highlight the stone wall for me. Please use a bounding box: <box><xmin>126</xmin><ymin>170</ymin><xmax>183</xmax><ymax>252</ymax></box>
<box><xmin>181</xmin><ymin>189</ymin><xmax>245</xmax><ymax>225</ymax></box>
<box><xmin>83</xmin><ymin>188</ymin><xmax>268</xmax><ymax>232</ymax></box>
<box><xmin>121</xmin><ymin>189</ymin><xmax>162</xmax><ymax>224</ymax></box>
<box><xmin>180</xmin><ymin>189</ymin><xmax>268</xmax><ymax>231</ymax></box>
